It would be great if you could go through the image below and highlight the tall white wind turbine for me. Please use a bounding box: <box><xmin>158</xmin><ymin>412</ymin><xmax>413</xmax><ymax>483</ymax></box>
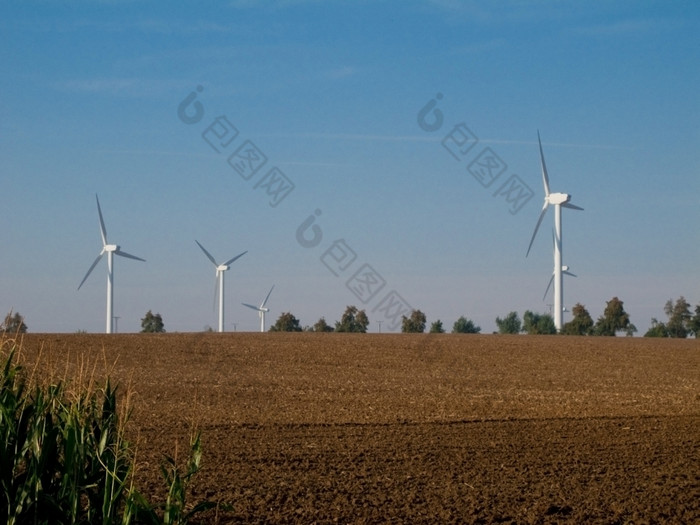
<box><xmin>526</xmin><ymin>131</ymin><xmax>583</xmax><ymax>331</ymax></box>
<box><xmin>196</xmin><ymin>240</ymin><xmax>247</xmax><ymax>333</ymax></box>
<box><xmin>78</xmin><ymin>194</ymin><xmax>146</xmax><ymax>334</ymax></box>
<box><xmin>242</xmin><ymin>285</ymin><xmax>274</xmax><ymax>332</ymax></box>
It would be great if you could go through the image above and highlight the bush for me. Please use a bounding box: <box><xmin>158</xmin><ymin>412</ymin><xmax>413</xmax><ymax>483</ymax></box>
<box><xmin>452</xmin><ymin>316</ymin><xmax>481</xmax><ymax>334</ymax></box>
<box><xmin>522</xmin><ymin>311</ymin><xmax>556</xmax><ymax>335</ymax></box>
<box><xmin>1</xmin><ymin>312</ymin><xmax>27</xmax><ymax>334</ymax></box>
<box><xmin>495</xmin><ymin>312</ymin><xmax>521</xmax><ymax>334</ymax></box>
<box><xmin>429</xmin><ymin>320</ymin><xmax>445</xmax><ymax>333</ymax></box>
<box><xmin>270</xmin><ymin>312</ymin><xmax>303</xmax><ymax>332</ymax></box>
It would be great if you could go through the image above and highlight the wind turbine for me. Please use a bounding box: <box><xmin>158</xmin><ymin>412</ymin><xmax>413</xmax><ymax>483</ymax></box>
<box><xmin>78</xmin><ymin>194</ymin><xmax>146</xmax><ymax>334</ymax></box>
<box><xmin>242</xmin><ymin>285</ymin><xmax>274</xmax><ymax>332</ymax></box>
<box><xmin>526</xmin><ymin>131</ymin><xmax>583</xmax><ymax>331</ymax></box>
<box><xmin>195</xmin><ymin>240</ymin><xmax>247</xmax><ymax>333</ymax></box>
<box><xmin>543</xmin><ymin>230</ymin><xmax>577</xmax><ymax>301</ymax></box>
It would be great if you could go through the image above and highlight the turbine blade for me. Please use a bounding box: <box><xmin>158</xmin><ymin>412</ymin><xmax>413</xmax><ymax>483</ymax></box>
<box><xmin>562</xmin><ymin>202</ymin><xmax>584</xmax><ymax>211</ymax></box>
<box><xmin>526</xmin><ymin>203</ymin><xmax>549</xmax><ymax>257</ymax></box>
<box><xmin>195</xmin><ymin>240</ymin><xmax>218</xmax><ymax>266</ymax></box>
<box><xmin>260</xmin><ymin>285</ymin><xmax>274</xmax><ymax>308</ymax></box>
<box><xmin>115</xmin><ymin>249</ymin><xmax>145</xmax><ymax>262</ymax></box>
<box><xmin>95</xmin><ymin>194</ymin><xmax>108</xmax><ymax>246</ymax></box>
<box><xmin>223</xmin><ymin>250</ymin><xmax>247</xmax><ymax>267</ymax></box>
<box><xmin>242</xmin><ymin>303</ymin><xmax>261</xmax><ymax>311</ymax></box>
<box><xmin>552</xmin><ymin>227</ymin><xmax>561</xmax><ymax>254</ymax></box>
<box><xmin>543</xmin><ymin>273</ymin><xmax>554</xmax><ymax>301</ymax></box>
<box><xmin>563</xmin><ymin>270</ymin><xmax>577</xmax><ymax>278</ymax></box>
<box><xmin>537</xmin><ymin>130</ymin><xmax>550</xmax><ymax>196</ymax></box>
<box><xmin>78</xmin><ymin>253</ymin><xmax>104</xmax><ymax>290</ymax></box>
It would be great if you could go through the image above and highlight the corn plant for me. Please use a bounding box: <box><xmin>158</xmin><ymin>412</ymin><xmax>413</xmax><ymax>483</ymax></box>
<box><xmin>127</xmin><ymin>431</ymin><xmax>219</xmax><ymax>525</ymax></box>
<box><xmin>0</xmin><ymin>347</ymin><xmax>133</xmax><ymax>525</ymax></box>
<box><xmin>1</xmin><ymin>344</ymin><xmax>223</xmax><ymax>525</ymax></box>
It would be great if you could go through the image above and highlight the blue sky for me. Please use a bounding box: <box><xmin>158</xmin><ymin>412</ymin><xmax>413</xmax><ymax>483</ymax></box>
<box><xmin>1</xmin><ymin>1</ymin><xmax>698</xmax><ymax>333</ymax></box>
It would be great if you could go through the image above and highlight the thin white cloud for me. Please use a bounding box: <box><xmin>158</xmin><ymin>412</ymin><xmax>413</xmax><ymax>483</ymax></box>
<box><xmin>326</xmin><ymin>66</ymin><xmax>359</xmax><ymax>80</ymax></box>
<box><xmin>59</xmin><ymin>78</ymin><xmax>141</xmax><ymax>94</ymax></box>
<box><xmin>259</xmin><ymin>132</ymin><xmax>441</xmax><ymax>143</ymax></box>
<box><xmin>451</xmin><ymin>38</ymin><xmax>507</xmax><ymax>55</ymax></box>
<box><xmin>278</xmin><ymin>160</ymin><xmax>350</xmax><ymax>168</ymax></box>
<box><xmin>54</xmin><ymin>77</ymin><xmax>190</xmax><ymax>97</ymax></box>
<box><xmin>229</xmin><ymin>0</ymin><xmax>326</xmax><ymax>9</ymax></box>
<box><xmin>258</xmin><ymin>132</ymin><xmax>632</xmax><ymax>150</ymax></box>
<box><xmin>424</xmin><ymin>0</ymin><xmax>591</xmax><ymax>25</ymax></box>
<box><xmin>573</xmin><ymin>18</ymin><xmax>656</xmax><ymax>38</ymax></box>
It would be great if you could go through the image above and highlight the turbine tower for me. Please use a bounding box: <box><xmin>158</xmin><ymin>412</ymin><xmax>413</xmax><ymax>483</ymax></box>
<box><xmin>242</xmin><ymin>285</ymin><xmax>274</xmax><ymax>332</ymax></box>
<box><xmin>196</xmin><ymin>240</ymin><xmax>247</xmax><ymax>332</ymax></box>
<box><xmin>78</xmin><ymin>194</ymin><xmax>146</xmax><ymax>334</ymax></box>
<box><xmin>526</xmin><ymin>131</ymin><xmax>583</xmax><ymax>331</ymax></box>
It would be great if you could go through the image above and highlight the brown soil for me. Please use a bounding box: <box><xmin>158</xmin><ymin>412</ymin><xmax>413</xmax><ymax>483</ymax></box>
<box><xmin>7</xmin><ymin>333</ymin><xmax>700</xmax><ymax>523</ymax></box>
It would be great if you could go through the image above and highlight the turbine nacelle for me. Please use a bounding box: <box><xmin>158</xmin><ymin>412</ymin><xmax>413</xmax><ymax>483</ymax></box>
<box><xmin>546</xmin><ymin>192</ymin><xmax>571</xmax><ymax>206</ymax></box>
<box><xmin>104</xmin><ymin>244</ymin><xmax>119</xmax><ymax>252</ymax></box>
<box><xmin>216</xmin><ymin>264</ymin><xmax>229</xmax><ymax>273</ymax></box>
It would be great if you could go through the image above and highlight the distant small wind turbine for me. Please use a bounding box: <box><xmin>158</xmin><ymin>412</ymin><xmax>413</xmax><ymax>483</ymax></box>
<box><xmin>526</xmin><ymin>131</ymin><xmax>583</xmax><ymax>331</ymax></box>
<box><xmin>542</xmin><ymin>230</ymin><xmax>576</xmax><ymax>301</ymax></box>
<box><xmin>242</xmin><ymin>285</ymin><xmax>274</xmax><ymax>332</ymax></box>
<box><xmin>196</xmin><ymin>240</ymin><xmax>247</xmax><ymax>333</ymax></box>
<box><xmin>78</xmin><ymin>194</ymin><xmax>145</xmax><ymax>334</ymax></box>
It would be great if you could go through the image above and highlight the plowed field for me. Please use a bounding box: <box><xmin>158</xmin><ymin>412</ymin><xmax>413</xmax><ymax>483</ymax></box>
<box><xmin>8</xmin><ymin>333</ymin><xmax>700</xmax><ymax>523</ymax></box>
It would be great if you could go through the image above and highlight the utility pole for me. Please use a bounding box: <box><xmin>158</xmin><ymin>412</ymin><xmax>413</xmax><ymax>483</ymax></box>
<box><xmin>377</xmin><ymin>321</ymin><xmax>382</xmax><ymax>333</ymax></box>
<box><xmin>113</xmin><ymin>316</ymin><xmax>120</xmax><ymax>333</ymax></box>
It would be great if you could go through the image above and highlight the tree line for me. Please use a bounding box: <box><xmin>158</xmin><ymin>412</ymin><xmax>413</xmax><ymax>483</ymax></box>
<box><xmin>3</xmin><ymin>296</ymin><xmax>698</xmax><ymax>336</ymax></box>
<box><xmin>264</xmin><ymin>296</ymin><xmax>699</xmax><ymax>337</ymax></box>
<box><xmin>266</xmin><ymin>296</ymin><xmax>700</xmax><ymax>337</ymax></box>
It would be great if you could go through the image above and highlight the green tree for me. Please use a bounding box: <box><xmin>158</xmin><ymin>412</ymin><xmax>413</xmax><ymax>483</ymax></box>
<box><xmin>594</xmin><ymin>297</ymin><xmax>632</xmax><ymax>336</ymax></box>
<box><xmin>561</xmin><ymin>303</ymin><xmax>594</xmax><ymax>335</ymax></box>
<box><xmin>644</xmin><ymin>318</ymin><xmax>669</xmax><ymax>337</ymax></box>
<box><xmin>522</xmin><ymin>310</ymin><xmax>556</xmax><ymax>335</ymax></box>
<box><xmin>270</xmin><ymin>312</ymin><xmax>302</xmax><ymax>332</ymax></box>
<box><xmin>495</xmin><ymin>311</ymin><xmax>521</xmax><ymax>334</ymax></box>
<box><xmin>452</xmin><ymin>316</ymin><xmax>481</xmax><ymax>334</ymax></box>
<box><xmin>402</xmin><ymin>309</ymin><xmax>426</xmax><ymax>333</ymax></box>
<box><xmin>689</xmin><ymin>305</ymin><xmax>700</xmax><ymax>338</ymax></box>
<box><xmin>1</xmin><ymin>312</ymin><xmax>27</xmax><ymax>334</ymax></box>
<box><xmin>664</xmin><ymin>297</ymin><xmax>692</xmax><ymax>338</ymax></box>
<box><xmin>140</xmin><ymin>310</ymin><xmax>165</xmax><ymax>333</ymax></box>
<box><xmin>335</xmin><ymin>306</ymin><xmax>369</xmax><ymax>333</ymax></box>
<box><xmin>313</xmin><ymin>317</ymin><xmax>334</xmax><ymax>332</ymax></box>
<box><xmin>429</xmin><ymin>320</ymin><xmax>445</xmax><ymax>333</ymax></box>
